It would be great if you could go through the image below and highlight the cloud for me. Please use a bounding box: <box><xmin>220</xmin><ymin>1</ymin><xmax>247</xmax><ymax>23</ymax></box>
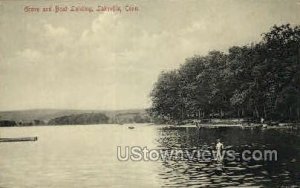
<box><xmin>1</xmin><ymin>0</ymin><xmax>300</xmax><ymax>110</ymax></box>
<box><xmin>16</xmin><ymin>48</ymin><xmax>42</xmax><ymax>62</ymax></box>
<box><xmin>44</xmin><ymin>24</ymin><xmax>69</xmax><ymax>37</ymax></box>
<box><xmin>2</xmin><ymin>14</ymin><xmax>218</xmax><ymax>110</ymax></box>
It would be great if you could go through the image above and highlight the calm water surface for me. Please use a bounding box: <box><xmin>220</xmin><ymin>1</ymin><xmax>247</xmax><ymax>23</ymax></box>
<box><xmin>0</xmin><ymin>124</ymin><xmax>299</xmax><ymax>187</ymax></box>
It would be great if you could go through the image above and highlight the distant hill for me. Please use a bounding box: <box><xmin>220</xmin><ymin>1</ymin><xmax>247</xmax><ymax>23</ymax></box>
<box><xmin>48</xmin><ymin>113</ymin><xmax>109</xmax><ymax>125</ymax></box>
<box><xmin>0</xmin><ymin>109</ymin><xmax>151</xmax><ymax>126</ymax></box>
<box><xmin>0</xmin><ymin>109</ymin><xmax>102</xmax><ymax>121</ymax></box>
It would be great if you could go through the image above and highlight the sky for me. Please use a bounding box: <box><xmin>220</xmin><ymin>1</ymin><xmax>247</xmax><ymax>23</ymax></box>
<box><xmin>0</xmin><ymin>0</ymin><xmax>300</xmax><ymax>111</ymax></box>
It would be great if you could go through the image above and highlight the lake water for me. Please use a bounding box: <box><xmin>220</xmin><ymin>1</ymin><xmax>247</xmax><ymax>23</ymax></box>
<box><xmin>0</xmin><ymin>124</ymin><xmax>299</xmax><ymax>187</ymax></box>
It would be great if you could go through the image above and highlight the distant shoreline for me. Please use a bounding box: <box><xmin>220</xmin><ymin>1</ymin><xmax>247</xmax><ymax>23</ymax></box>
<box><xmin>0</xmin><ymin>109</ymin><xmax>151</xmax><ymax>127</ymax></box>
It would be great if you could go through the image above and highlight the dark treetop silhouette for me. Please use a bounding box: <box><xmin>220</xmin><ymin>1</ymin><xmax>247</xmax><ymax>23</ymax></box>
<box><xmin>150</xmin><ymin>24</ymin><xmax>300</xmax><ymax>124</ymax></box>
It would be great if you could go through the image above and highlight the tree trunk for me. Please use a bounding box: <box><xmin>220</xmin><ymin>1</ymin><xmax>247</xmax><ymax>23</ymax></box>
<box><xmin>263</xmin><ymin>105</ymin><xmax>267</xmax><ymax>119</ymax></box>
<box><xmin>289</xmin><ymin>106</ymin><xmax>292</xmax><ymax>121</ymax></box>
<box><xmin>255</xmin><ymin>106</ymin><xmax>259</xmax><ymax>119</ymax></box>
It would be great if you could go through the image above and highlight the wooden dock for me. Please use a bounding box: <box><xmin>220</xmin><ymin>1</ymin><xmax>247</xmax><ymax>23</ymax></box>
<box><xmin>0</xmin><ymin>137</ymin><xmax>38</xmax><ymax>142</ymax></box>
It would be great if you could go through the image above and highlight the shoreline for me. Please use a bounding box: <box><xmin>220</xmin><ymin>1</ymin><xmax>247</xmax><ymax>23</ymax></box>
<box><xmin>0</xmin><ymin>121</ymin><xmax>299</xmax><ymax>129</ymax></box>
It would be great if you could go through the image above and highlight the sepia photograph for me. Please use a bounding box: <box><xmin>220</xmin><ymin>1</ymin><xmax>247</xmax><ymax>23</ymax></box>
<box><xmin>0</xmin><ymin>0</ymin><xmax>300</xmax><ymax>187</ymax></box>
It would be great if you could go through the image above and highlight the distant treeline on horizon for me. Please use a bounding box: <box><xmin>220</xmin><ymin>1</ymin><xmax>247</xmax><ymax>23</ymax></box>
<box><xmin>150</xmin><ymin>24</ymin><xmax>300</xmax><ymax>123</ymax></box>
<box><xmin>0</xmin><ymin>110</ymin><xmax>151</xmax><ymax>127</ymax></box>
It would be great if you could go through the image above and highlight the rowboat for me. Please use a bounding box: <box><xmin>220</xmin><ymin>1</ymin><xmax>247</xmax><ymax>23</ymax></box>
<box><xmin>0</xmin><ymin>137</ymin><xmax>38</xmax><ymax>142</ymax></box>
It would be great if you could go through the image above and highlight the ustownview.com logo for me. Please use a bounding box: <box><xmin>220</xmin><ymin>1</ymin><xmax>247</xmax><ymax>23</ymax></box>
<box><xmin>116</xmin><ymin>146</ymin><xmax>278</xmax><ymax>162</ymax></box>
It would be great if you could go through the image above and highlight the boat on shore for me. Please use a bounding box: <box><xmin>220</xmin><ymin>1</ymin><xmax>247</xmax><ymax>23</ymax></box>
<box><xmin>194</xmin><ymin>122</ymin><xmax>298</xmax><ymax>129</ymax></box>
<box><xmin>196</xmin><ymin>123</ymin><xmax>242</xmax><ymax>129</ymax></box>
<box><xmin>0</xmin><ymin>137</ymin><xmax>38</xmax><ymax>142</ymax></box>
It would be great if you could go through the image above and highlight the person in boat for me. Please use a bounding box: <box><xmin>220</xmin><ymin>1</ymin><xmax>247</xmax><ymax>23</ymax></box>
<box><xmin>216</xmin><ymin>139</ymin><xmax>224</xmax><ymax>162</ymax></box>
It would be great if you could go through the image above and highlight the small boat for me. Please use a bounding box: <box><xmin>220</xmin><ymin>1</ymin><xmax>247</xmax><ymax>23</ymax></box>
<box><xmin>128</xmin><ymin>126</ymin><xmax>135</xmax><ymax>129</ymax></box>
<box><xmin>262</xmin><ymin>124</ymin><xmax>268</xmax><ymax>128</ymax></box>
<box><xmin>0</xmin><ymin>137</ymin><xmax>38</xmax><ymax>142</ymax></box>
<box><xmin>241</xmin><ymin>124</ymin><xmax>263</xmax><ymax>129</ymax></box>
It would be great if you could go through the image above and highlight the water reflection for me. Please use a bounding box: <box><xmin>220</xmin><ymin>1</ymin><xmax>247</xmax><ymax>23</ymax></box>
<box><xmin>156</xmin><ymin>126</ymin><xmax>300</xmax><ymax>187</ymax></box>
<box><xmin>0</xmin><ymin>125</ymin><xmax>299</xmax><ymax>187</ymax></box>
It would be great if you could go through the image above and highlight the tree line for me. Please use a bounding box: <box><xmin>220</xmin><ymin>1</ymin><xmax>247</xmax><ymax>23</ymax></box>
<box><xmin>150</xmin><ymin>24</ymin><xmax>300</xmax><ymax>123</ymax></box>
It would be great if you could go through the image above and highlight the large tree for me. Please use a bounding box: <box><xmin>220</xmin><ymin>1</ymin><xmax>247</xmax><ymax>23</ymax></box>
<box><xmin>150</xmin><ymin>24</ymin><xmax>300</xmax><ymax>123</ymax></box>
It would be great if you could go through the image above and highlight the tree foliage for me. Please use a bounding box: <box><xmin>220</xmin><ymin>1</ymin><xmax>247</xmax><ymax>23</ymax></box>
<box><xmin>150</xmin><ymin>24</ymin><xmax>300</xmax><ymax>123</ymax></box>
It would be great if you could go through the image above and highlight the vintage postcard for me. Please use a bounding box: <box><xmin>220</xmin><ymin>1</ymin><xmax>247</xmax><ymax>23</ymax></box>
<box><xmin>0</xmin><ymin>0</ymin><xmax>300</xmax><ymax>187</ymax></box>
